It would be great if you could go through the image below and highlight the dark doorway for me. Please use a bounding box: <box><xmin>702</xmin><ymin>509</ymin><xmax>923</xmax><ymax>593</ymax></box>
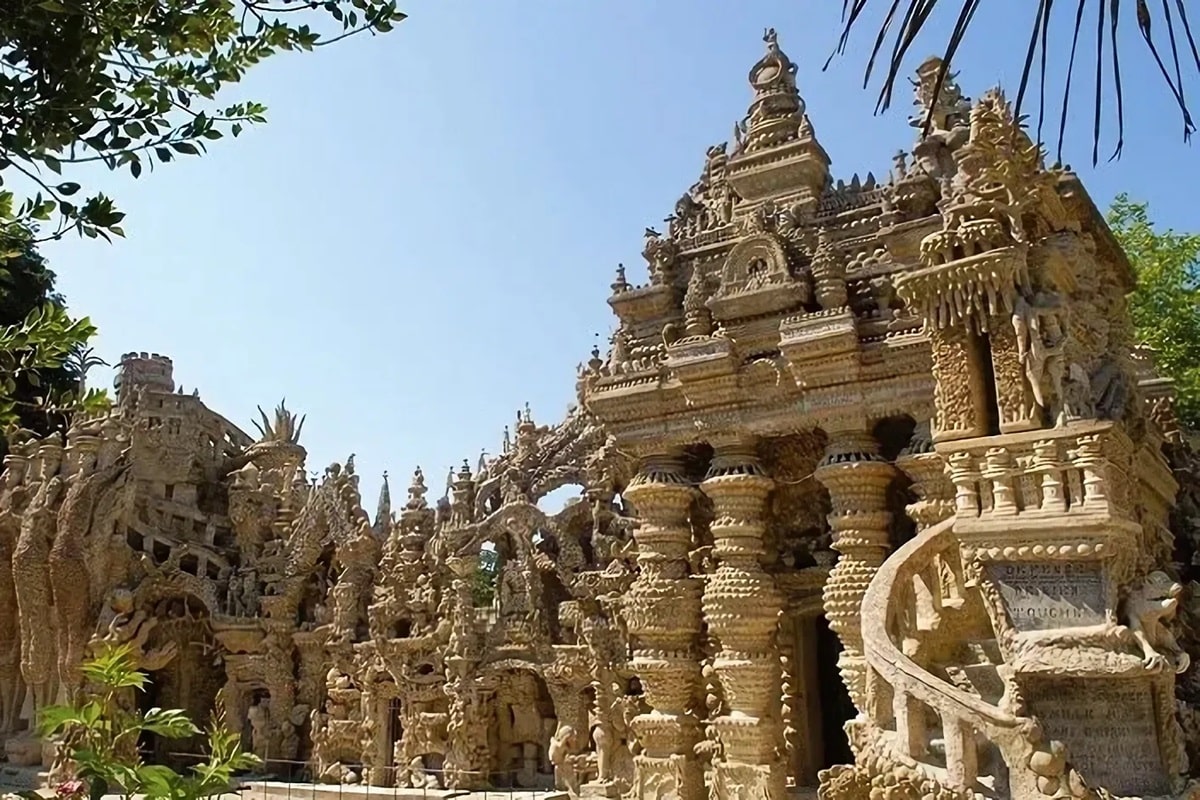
<box><xmin>815</xmin><ymin>614</ymin><xmax>855</xmax><ymax>768</ymax></box>
<box><xmin>136</xmin><ymin>672</ymin><xmax>164</xmax><ymax>762</ymax></box>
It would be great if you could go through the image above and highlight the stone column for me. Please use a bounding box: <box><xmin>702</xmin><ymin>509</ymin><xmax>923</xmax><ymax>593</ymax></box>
<box><xmin>929</xmin><ymin>326</ymin><xmax>990</xmax><ymax>442</ymax></box>
<box><xmin>700</xmin><ymin>441</ymin><xmax>786</xmax><ymax>800</ymax></box>
<box><xmin>816</xmin><ymin>429</ymin><xmax>895</xmax><ymax>711</ymax></box>
<box><xmin>621</xmin><ymin>453</ymin><xmax>704</xmax><ymax>800</ymax></box>
<box><xmin>895</xmin><ymin>423</ymin><xmax>955</xmax><ymax>533</ymax></box>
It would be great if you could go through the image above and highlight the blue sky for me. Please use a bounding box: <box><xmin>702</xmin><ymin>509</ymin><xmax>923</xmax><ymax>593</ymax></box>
<box><xmin>40</xmin><ymin>0</ymin><xmax>1200</xmax><ymax>509</ymax></box>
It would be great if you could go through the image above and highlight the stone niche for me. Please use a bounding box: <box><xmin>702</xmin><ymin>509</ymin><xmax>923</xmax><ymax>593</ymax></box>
<box><xmin>985</xmin><ymin>561</ymin><xmax>1107</xmax><ymax>632</ymax></box>
<box><xmin>1023</xmin><ymin>676</ymin><xmax>1171</xmax><ymax>797</ymax></box>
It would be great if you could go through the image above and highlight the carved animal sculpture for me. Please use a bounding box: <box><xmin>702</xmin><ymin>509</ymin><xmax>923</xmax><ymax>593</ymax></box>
<box><xmin>1125</xmin><ymin>571</ymin><xmax>1192</xmax><ymax>674</ymax></box>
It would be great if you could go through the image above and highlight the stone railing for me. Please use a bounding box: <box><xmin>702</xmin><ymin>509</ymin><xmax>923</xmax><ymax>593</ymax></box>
<box><xmin>861</xmin><ymin>518</ymin><xmax>1049</xmax><ymax>797</ymax></box>
<box><xmin>939</xmin><ymin>422</ymin><xmax>1135</xmax><ymax>537</ymax></box>
<box><xmin>859</xmin><ymin>518</ymin><xmax>1107</xmax><ymax>799</ymax></box>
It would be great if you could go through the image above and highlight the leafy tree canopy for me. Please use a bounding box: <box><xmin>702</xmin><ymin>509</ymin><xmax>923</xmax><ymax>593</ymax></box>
<box><xmin>828</xmin><ymin>0</ymin><xmax>1200</xmax><ymax>164</ymax></box>
<box><xmin>0</xmin><ymin>225</ymin><xmax>108</xmax><ymax>440</ymax></box>
<box><xmin>1109</xmin><ymin>194</ymin><xmax>1200</xmax><ymax>429</ymax></box>
<box><xmin>0</xmin><ymin>0</ymin><xmax>406</xmax><ymax>243</ymax></box>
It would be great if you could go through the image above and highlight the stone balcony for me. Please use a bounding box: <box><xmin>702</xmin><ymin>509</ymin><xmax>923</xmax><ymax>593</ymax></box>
<box><xmin>936</xmin><ymin>420</ymin><xmax>1139</xmax><ymax>558</ymax></box>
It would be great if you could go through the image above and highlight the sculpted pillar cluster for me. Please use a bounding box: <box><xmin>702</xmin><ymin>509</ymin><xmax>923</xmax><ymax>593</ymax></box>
<box><xmin>699</xmin><ymin>441</ymin><xmax>786</xmax><ymax>799</ymax></box>
<box><xmin>620</xmin><ymin>453</ymin><xmax>704</xmax><ymax>800</ymax></box>
<box><xmin>815</xmin><ymin>429</ymin><xmax>894</xmax><ymax>709</ymax></box>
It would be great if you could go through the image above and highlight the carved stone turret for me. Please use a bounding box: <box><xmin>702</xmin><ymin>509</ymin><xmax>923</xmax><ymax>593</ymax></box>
<box><xmin>727</xmin><ymin>29</ymin><xmax>830</xmax><ymax>206</ymax></box>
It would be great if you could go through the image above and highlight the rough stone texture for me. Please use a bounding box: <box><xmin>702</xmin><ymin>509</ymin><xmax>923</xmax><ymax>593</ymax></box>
<box><xmin>3</xmin><ymin>30</ymin><xmax>1200</xmax><ymax>800</ymax></box>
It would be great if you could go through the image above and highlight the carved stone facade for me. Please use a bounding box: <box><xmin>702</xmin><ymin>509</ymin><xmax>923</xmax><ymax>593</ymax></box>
<box><xmin>3</xmin><ymin>29</ymin><xmax>1200</xmax><ymax>800</ymax></box>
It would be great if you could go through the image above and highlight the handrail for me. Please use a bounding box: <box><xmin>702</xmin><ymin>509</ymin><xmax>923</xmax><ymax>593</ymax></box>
<box><xmin>861</xmin><ymin>517</ymin><xmax>1022</xmax><ymax>732</ymax></box>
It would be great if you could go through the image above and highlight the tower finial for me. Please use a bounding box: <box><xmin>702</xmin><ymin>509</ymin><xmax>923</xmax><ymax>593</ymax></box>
<box><xmin>373</xmin><ymin>471</ymin><xmax>392</xmax><ymax>537</ymax></box>
<box><xmin>611</xmin><ymin>263</ymin><xmax>629</xmax><ymax>294</ymax></box>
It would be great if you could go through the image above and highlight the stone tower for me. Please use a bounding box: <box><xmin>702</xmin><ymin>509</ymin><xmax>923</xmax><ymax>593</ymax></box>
<box><xmin>113</xmin><ymin>351</ymin><xmax>175</xmax><ymax>403</ymax></box>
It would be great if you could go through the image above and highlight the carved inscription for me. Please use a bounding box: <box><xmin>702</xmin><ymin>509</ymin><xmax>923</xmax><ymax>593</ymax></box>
<box><xmin>987</xmin><ymin>561</ymin><xmax>1104</xmax><ymax>632</ymax></box>
<box><xmin>1026</xmin><ymin>677</ymin><xmax>1168</xmax><ymax>796</ymax></box>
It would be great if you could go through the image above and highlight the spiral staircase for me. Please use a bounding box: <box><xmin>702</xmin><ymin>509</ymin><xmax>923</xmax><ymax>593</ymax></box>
<box><xmin>844</xmin><ymin>420</ymin><xmax>1189</xmax><ymax>800</ymax></box>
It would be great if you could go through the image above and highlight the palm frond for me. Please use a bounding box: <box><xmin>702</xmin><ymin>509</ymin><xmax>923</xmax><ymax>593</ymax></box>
<box><xmin>826</xmin><ymin>0</ymin><xmax>1200</xmax><ymax>163</ymax></box>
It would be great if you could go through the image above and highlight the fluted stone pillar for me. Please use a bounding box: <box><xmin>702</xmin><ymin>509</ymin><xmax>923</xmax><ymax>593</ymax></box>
<box><xmin>816</xmin><ymin>429</ymin><xmax>895</xmax><ymax>711</ymax></box>
<box><xmin>700</xmin><ymin>441</ymin><xmax>786</xmax><ymax>799</ymax></box>
<box><xmin>621</xmin><ymin>453</ymin><xmax>704</xmax><ymax>800</ymax></box>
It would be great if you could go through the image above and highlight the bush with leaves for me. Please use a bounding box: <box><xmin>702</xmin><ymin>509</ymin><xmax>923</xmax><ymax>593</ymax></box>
<box><xmin>1108</xmin><ymin>194</ymin><xmax>1200</xmax><ymax>430</ymax></box>
<box><xmin>0</xmin><ymin>226</ymin><xmax>110</xmax><ymax>441</ymax></box>
<box><xmin>0</xmin><ymin>303</ymin><xmax>110</xmax><ymax>432</ymax></box>
<box><xmin>472</xmin><ymin>547</ymin><xmax>499</xmax><ymax>607</ymax></box>
<box><xmin>29</xmin><ymin>644</ymin><xmax>259</xmax><ymax>800</ymax></box>
<box><xmin>0</xmin><ymin>0</ymin><xmax>406</xmax><ymax>242</ymax></box>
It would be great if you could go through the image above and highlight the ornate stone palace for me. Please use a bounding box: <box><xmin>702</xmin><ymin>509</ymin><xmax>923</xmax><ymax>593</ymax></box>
<box><xmin>5</xmin><ymin>28</ymin><xmax>1200</xmax><ymax>800</ymax></box>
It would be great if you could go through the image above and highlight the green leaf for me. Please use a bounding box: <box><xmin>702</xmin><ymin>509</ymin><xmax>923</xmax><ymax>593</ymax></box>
<box><xmin>140</xmin><ymin>707</ymin><xmax>202</xmax><ymax>739</ymax></box>
<box><xmin>136</xmin><ymin>764</ymin><xmax>181</xmax><ymax>797</ymax></box>
<box><xmin>57</xmin><ymin>182</ymin><xmax>81</xmax><ymax>196</ymax></box>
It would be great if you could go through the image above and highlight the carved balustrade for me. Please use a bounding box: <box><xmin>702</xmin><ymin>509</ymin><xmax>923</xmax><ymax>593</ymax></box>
<box><xmin>858</xmin><ymin>518</ymin><xmax>1050</xmax><ymax>798</ymax></box>
<box><xmin>938</xmin><ymin>421</ymin><xmax>1138</xmax><ymax>558</ymax></box>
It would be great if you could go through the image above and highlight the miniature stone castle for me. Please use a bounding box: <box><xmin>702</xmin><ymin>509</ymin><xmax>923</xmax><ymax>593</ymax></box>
<box><xmin>4</xmin><ymin>29</ymin><xmax>1200</xmax><ymax>800</ymax></box>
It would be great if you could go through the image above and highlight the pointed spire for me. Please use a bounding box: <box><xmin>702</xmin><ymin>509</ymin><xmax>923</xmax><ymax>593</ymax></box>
<box><xmin>373</xmin><ymin>471</ymin><xmax>392</xmax><ymax>538</ymax></box>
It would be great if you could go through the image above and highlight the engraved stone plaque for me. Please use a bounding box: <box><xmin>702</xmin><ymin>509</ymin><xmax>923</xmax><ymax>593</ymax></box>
<box><xmin>987</xmin><ymin>561</ymin><xmax>1105</xmax><ymax>632</ymax></box>
<box><xmin>1025</xmin><ymin>677</ymin><xmax>1169</xmax><ymax>796</ymax></box>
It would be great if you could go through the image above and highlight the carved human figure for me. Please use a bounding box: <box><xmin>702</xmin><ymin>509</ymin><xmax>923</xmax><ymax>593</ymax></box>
<box><xmin>14</xmin><ymin>475</ymin><xmax>64</xmax><ymax>714</ymax></box>
<box><xmin>547</xmin><ymin>723</ymin><xmax>579</xmax><ymax>793</ymax></box>
<box><xmin>248</xmin><ymin>697</ymin><xmax>271</xmax><ymax>759</ymax></box>
<box><xmin>592</xmin><ymin>715</ymin><xmax>614</xmax><ymax>782</ymax></box>
<box><xmin>1013</xmin><ymin>292</ymin><xmax>1068</xmax><ymax>417</ymax></box>
<box><xmin>239</xmin><ymin>569</ymin><xmax>259</xmax><ymax>616</ymax></box>
<box><xmin>497</xmin><ymin>557</ymin><xmax>532</xmax><ymax>623</ymax></box>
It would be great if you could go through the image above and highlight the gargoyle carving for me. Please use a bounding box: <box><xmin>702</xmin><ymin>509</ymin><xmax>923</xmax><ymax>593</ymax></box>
<box><xmin>1125</xmin><ymin>571</ymin><xmax>1191</xmax><ymax>674</ymax></box>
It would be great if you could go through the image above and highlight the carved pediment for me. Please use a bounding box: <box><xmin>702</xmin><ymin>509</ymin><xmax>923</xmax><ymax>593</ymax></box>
<box><xmin>707</xmin><ymin>233</ymin><xmax>809</xmax><ymax>321</ymax></box>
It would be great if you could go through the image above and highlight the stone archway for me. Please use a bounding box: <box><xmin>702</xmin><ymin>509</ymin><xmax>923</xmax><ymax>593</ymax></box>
<box><xmin>136</xmin><ymin>593</ymin><xmax>223</xmax><ymax>768</ymax></box>
<box><xmin>490</xmin><ymin>666</ymin><xmax>557</xmax><ymax>788</ymax></box>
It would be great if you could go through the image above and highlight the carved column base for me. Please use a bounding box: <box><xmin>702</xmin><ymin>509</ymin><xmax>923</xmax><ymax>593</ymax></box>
<box><xmin>580</xmin><ymin>780</ymin><xmax>622</xmax><ymax>799</ymax></box>
<box><xmin>632</xmin><ymin>752</ymin><xmax>704</xmax><ymax>800</ymax></box>
<box><xmin>711</xmin><ymin>653</ymin><xmax>780</xmax><ymax>716</ymax></box>
<box><xmin>711</xmin><ymin>759</ymin><xmax>787</xmax><ymax>800</ymax></box>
